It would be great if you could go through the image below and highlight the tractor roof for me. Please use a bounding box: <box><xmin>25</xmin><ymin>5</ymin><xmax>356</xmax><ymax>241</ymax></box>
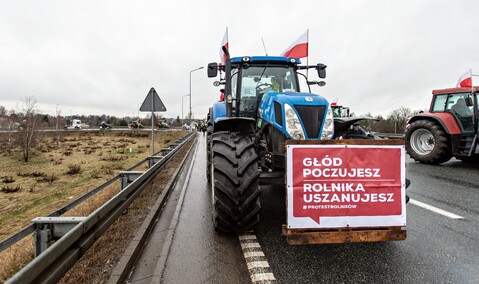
<box><xmin>230</xmin><ymin>56</ymin><xmax>301</xmax><ymax>65</ymax></box>
<box><xmin>432</xmin><ymin>86</ymin><xmax>479</xmax><ymax>95</ymax></box>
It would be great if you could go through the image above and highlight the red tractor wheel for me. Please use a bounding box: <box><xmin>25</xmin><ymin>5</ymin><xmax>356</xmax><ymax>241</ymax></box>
<box><xmin>405</xmin><ymin>120</ymin><xmax>452</xmax><ymax>164</ymax></box>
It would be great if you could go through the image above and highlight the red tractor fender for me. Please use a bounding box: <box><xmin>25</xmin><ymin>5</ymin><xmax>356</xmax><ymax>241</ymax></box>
<box><xmin>407</xmin><ymin>113</ymin><xmax>461</xmax><ymax>134</ymax></box>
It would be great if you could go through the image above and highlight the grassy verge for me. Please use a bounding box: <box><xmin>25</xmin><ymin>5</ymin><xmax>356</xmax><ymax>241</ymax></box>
<box><xmin>0</xmin><ymin>129</ymin><xmax>189</xmax><ymax>281</ymax></box>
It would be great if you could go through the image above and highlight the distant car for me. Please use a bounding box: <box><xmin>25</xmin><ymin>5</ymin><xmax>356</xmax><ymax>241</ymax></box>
<box><xmin>156</xmin><ymin>121</ymin><xmax>170</xmax><ymax>128</ymax></box>
<box><xmin>182</xmin><ymin>123</ymin><xmax>190</xmax><ymax>130</ymax></box>
<box><xmin>129</xmin><ymin>121</ymin><xmax>144</xmax><ymax>129</ymax></box>
<box><xmin>99</xmin><ymin>121</ymin><xmax>112</xmax><ymax>130</ymax></box>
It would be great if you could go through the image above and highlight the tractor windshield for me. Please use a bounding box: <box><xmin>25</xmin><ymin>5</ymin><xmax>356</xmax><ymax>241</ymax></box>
<box><xmin>236</xmin><ymin>65</ymin><xmax>298</xmax><ymax>117</ymax></box>
<box><xmin>241</xmin><ymin>65</ymin><xmax>297</xmax><ymax>95</ymax></box>
<box><xmin>435</xmin><ymin>92</ymin><xmax>475</xmax><ymax>132</ymax></box>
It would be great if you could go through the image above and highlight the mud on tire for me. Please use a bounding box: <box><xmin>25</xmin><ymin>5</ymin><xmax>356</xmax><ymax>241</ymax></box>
<box><xmin>405</xmin><ymin>120</ymin><xmax>452</xmax><ymax>164</ymax></box>
<box><xmin>211</xmin><ymin>131</ymin><xmax>260</xmax><ymax>232</ymax></box>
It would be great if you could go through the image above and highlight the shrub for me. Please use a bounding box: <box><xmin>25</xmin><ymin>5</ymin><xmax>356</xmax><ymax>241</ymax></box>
<box><xmin>1</xmin><ymin>185</ymin><xmax>22</xmax><ymax>193</ymax></box>
<box><xmin>37</xmin><ymin>174</ymin><xmax>57</xmax><ymax>183</ymax></box>
<box><xmin>90</xmin><ymin>170</ymin><xmax>102</xmax><ymax>179</ymax></box>
<box><xmin>17</xmin><ymin>172</ymin><xmax>46</xmax><ymax>178</ymax></box>
<box><xmin>100</xmin><ymin>165</ymin><xmax>114</xmax><ymax>175</ymax></box>
<box><xmin>1</xmin><ymin>176</ymin><xmax>15</xmax><ymax>183</ymax></box>
<box><xmin>66</xmin><ymin>164</ymin><xmax>82</xmax><ymax>175</ymax></box>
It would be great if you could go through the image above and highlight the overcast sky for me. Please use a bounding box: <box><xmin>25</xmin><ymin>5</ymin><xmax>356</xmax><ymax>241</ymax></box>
<box><xmin>1</xmin><ymin>0</ymin><xmax>478</xmax><ymax>120</ymax></box>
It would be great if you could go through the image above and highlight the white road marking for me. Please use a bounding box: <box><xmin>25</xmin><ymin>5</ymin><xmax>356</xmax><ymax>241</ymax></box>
<box><xmin>241</xmin><ymin>242</ymin><xmax>261</xmax><ymax>249</ymax></box>
<box><xmin>410</xmin><ymin>199</ymin><xmax>464</xmax><ymax>219</ymax></box>
<box><xmin>247</xmin><ymin>261</ymin><xmax>271</xmax><ymax>270</ymax></box>
<box><xmin>251</xmin><ymin>273</ymin><xmax>277</xmax><ymax>283</ymax></box>
<box><xmin>244</xmin><ymin>251</ymin><xmax>265</xmax><ymax>258</ymax></box>
<box><xmin>238</xmin><ymin>232</ymin><xmax>277</xmax><ymax>283</ymax></box>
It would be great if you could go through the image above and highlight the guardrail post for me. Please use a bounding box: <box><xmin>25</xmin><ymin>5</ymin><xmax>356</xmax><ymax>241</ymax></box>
<box><xmin>119</xmin><ymin>171</ymin><xmax>144</xmax><ymax>190</ymax></box>
<box><xmin>160</xmin><ymin>148</ymin><xmax>173</xmax><ymax>157</ymax></box>
<box><xmin>119</xmin><ymin>171</ymin><xmax>144</xmax><ymax>214</ymax></box>
<box><xmin>147</xmin><ymin>156</ymin><xmax>163</xmax><ymax>168</ymax></box>
<box><xmin>33</xmin><ymin>223</ymin><xmax>51</xmax><ymax>257</ymax></box>
<box><xmin>32</xmin><ymin>217</ymin><xmax>86</xmax><ymax>257</ymax></box>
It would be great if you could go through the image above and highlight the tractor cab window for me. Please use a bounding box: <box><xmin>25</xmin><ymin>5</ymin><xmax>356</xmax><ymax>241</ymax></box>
<box><xmin>238</xmin><ymin>65</ymin><xmax>298</xmax><ymax>117</ymax></box>
<box><xmin>230</xmin><ymin>69</ymin><xmax>239</xmax><ymax>102</ymax></box>
<box><xmin>446</xmin><ymin>93</ymin><xmax>473</xmax><ymax>116</ymax></box>
<box><xmin>432</xmin><ymin>95</ymin><xmax>447</xmax><ymax>112</ymax></box>
<box><xmin>445</xmin><ymin>93</ymin><xmax>474</xmax><ymax>132</ymax></box>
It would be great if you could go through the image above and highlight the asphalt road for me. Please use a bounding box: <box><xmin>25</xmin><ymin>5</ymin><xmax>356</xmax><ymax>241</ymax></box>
<box><xmin>256</xmin><ymin>157</ymin><xmax>479</xmax><ymax>283</ymax></box>
<box><xmin>160</xmin><ymin>134</ymin><xmax>479</xmax><ymax>284</ymax></box>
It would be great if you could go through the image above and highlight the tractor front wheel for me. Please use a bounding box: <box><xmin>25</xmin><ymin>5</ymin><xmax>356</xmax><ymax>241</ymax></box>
<box><xmin>211</xmin><ymin>131</ymin><xmax>260</xmax><ymax>232</ymax></box>
<box><xmin>405</xmin><ymin>120</ymin><xmax>452</xmax><ymax>164</ymax></box>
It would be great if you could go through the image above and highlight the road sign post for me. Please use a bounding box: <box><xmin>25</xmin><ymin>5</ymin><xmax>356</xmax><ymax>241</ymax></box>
<box><xmin>139</xmin><ymin>87</ymin><xmax>167</xmax><ymax>155</ymax></box>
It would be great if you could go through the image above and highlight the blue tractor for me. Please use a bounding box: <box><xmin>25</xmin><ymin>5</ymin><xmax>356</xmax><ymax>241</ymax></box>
<box><xmin>206</xmin><ymin>48</ymin><xmax>332</xmax><ymax>232</ymax></box>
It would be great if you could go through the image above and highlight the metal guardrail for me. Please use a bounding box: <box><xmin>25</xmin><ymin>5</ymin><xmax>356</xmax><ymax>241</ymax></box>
<box><xmin>5</xmin><ymin>132</ymin><xmax>195</xmax><ymax>284</ymax></box>
<box><xmin>0</xmin><ymin>134</ymin><xmax>188</xmax><ymax>253</ymax></box>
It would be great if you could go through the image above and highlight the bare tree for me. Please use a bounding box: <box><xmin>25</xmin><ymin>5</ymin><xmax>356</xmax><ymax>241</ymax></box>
<box><xmin>387</xmin><ymin>107</ymin><xmax>413</xmax><ymax>134</ymax></box>
<box><xmin>17</xmin><ymin>96</ymin><xmax>40</xmax><ymax>162</ymax></box>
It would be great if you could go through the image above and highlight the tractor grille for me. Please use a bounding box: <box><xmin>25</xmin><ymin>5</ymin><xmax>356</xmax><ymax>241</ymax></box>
<box><xmin>294</xmin><ymin>105</ymin><xmax>326</xmax><ymax>139</ymax></box>
<box><xmin>274</xmin><ymin>101</ymin><xmax>283</xmax><ymax>126</ymax></box>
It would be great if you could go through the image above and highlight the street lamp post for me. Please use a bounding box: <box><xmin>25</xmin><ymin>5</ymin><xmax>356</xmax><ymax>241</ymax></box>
<box><xmin>189</xmin><ymin>66</ymin><xmax>204</xmax><ymax>123</ymax></box>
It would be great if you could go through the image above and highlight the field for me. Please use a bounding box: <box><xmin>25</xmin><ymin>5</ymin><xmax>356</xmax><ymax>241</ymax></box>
<box><xmin>0</xmin><ymin>129</ymin><xmax>187</xmax><ymax>241</ymax></box>
<box><xmin>0</xmin><ymin>129</ymin><xmax>194</xmax><ymax>282</ymax></box>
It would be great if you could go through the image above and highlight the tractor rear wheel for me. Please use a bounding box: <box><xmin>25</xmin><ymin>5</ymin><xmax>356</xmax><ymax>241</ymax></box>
<box><xmin>211</xmin><ymin>131</ymin><xmax>260</xmax><ymax>232</ymax></box>
<box><xmin>405</xmin><ymin>120</ymin><xmax>452</xmax><ymax>164</ymax></box>
<box><xmin>206</xmin><ymin>130</ymin><xmax>212</xmax><ymax>184</ymax></box>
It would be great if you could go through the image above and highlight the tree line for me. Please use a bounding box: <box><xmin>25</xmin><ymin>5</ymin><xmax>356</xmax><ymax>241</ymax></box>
<box><xmin>0</xmin><ymin>96</ymin><xmax>422</xmax><ymax>162</ymax></box>
<box><xmin>355</xmin><ymin>107</ymin><xmax>424</xmax><ymax>134</ymax></box>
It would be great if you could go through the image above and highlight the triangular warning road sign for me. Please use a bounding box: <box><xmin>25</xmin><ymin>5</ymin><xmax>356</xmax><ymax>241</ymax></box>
<box><xmin>139</xmin><ymin>87</ymin><xmax>167</xmax><ymax>112</ymax></box>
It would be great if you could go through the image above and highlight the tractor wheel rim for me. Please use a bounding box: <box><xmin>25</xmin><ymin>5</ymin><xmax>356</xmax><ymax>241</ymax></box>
<box><xmin>410</xmin><ymin>129</ymin><xmax>435</xmax><ymax>155</ymax></box>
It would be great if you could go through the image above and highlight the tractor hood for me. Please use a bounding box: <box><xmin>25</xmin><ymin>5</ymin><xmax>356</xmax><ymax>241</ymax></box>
<box><xmin>259</xmin><ymin>91</ymin><xmax>334</xmax><ymax>140</ymax></box>
<box><xmin>333</xmin><ymin>117</ymin><xmax>379</xmax><ymax>132</ymax></box>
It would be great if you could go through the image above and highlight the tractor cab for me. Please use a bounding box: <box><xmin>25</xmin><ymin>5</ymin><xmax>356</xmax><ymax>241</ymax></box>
<box><xmin>208</xmin><ymin>57</ymin><xmax>327</xmax><ymax>114</ymax></box>
<box><xmin>231</xmin><ymin>58</ymin><xmax>300</xmax><ymax>118</ymax></box>
<box><xmin>208</xmin><ymin>56</ymin><xmax>323</xmax><ymax>118</ymax></box>
<box><xmin>405</xmin><ymin>87</ymin><xmax>479</xmax><ymax>164</ymax></box>
<box><xmin>431</xmin><ymin>88</ymin><xmax>477</xmax><ymax>133</ymax></box>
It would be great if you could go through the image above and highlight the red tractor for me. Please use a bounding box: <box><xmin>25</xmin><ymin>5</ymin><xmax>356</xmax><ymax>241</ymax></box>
<box><xmin>405</xmin><ymin>87</ymin><xmax>478</xmax><ymax>164</ymax></box>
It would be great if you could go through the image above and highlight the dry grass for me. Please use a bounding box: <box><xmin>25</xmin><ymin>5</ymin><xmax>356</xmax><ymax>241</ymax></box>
<box><xmin>59</xmin><ymin>137</ymin><xmax>195</xmax><ymax>284</ymax></box>
<box><xmin>0</xmin><ymin>130</ymin><xmax>188</xmax><ymax>282</ymax></box>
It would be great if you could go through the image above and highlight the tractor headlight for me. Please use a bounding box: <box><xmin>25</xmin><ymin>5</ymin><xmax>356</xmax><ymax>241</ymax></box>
<box><xmin>321</xmin><ymin>105</ymin><xmax>334</xmax><ymax>139</ymax></box>
<box><xmin>284</xmin><ymin>104</ymin><xmax>305</xmax><ymax>140</ymax></box>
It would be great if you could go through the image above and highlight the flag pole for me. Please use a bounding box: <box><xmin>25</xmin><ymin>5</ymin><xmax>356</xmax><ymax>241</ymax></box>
<box><xmin>306</xmin><ymin>29</ymin><xmax>309</xmax><ymax>80</ymax></box>
<box><xmin>470</xmin><ymin>69</ymin><xmax>474</xmax><ymax>95</ymax></box>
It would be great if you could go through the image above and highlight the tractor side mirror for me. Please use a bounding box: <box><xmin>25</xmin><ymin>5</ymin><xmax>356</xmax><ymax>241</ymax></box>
<box><xmin>316</xmin><ymin>63</ymin><xmax>327</xmax><ymax>78</ymax></box>
<box><xmin>465</xmin><ymin>97</ymin><xmax>473</xmax><ymax>107</ymax></box>
<box><xmin>207</xmin><ymin>62</ymin><xmax>218</xmax><ymax>78</ymax></box>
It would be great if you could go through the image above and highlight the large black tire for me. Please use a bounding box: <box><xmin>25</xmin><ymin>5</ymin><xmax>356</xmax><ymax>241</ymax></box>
<box><xmin>211</xmin><ymin>131</ymin><xmax>260</xmax><ymax>232</ymax></box>
<box><xmin>206</xmin><ymin>110</ymin><xmax>213</xmax><ymax>184</ymax></box>
<box><xmin>206</xmin><ymin>129</ymin><xmax>212</xmax><ymax>184</ymax></box>
<box><xmin>405</xmin><ymin>120</ymin><xmax>452</xmax><ymax>164</ymax></box>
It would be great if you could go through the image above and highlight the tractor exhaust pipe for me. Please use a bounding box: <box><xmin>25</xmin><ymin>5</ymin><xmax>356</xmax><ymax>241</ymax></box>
<box><xmin>222</xmin><ymin>46</ymin><xmax>232</xmax><ymax>117</ymax></box>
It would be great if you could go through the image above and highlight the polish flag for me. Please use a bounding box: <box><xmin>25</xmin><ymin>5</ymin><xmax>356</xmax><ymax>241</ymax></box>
<box><xmin>280</xmin><ymin>30</ymin><xmax>308</xmax><ymax>58</ymax></box>
<box><xmin>456</xmin><ymin>69</ymin><xmax>473</xmax><ymax>88</ymax></box>
<box><xmin>219</xmin><ymin>28</ymin><xmax>229</xmax><ymax>64</ymax></box>
<box><xmin>330</xmin><ymin>97</ymin><xmax>339</xmax><ymax>106</ymax></box>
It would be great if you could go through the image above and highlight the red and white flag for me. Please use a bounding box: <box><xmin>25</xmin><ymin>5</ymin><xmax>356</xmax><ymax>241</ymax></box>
<box><xmin>456</xmin><ymin>69</ymin><xmax>473</xmax><ymax>88</ymax></box>
<box><xmin>280</xmin><ymin>30</ymin><xmax>308</xmax><ymax>58</ymax></box>
<box><xmin>330</xmin><ymin>97</ymin><xmax>339</xmax><ymax>106</ymax></box>
<box><xmin>219</xmin><ymin>28</ymin><xmax>229</xmax><ymax>64</ymax></box>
